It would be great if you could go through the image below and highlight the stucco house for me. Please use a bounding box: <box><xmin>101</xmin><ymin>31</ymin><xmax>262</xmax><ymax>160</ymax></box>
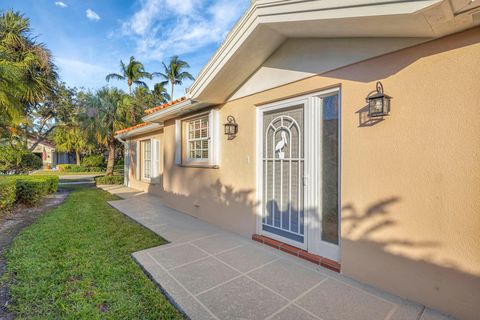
<box><xmin>27</xmin><ymin>139</ymin><xmax>76</xmax><ymax>168</ymax></box>
<box><xmin>115</xmin><ymin>1</ymin><xmax>480</xmax><ymax>319</ymax></box>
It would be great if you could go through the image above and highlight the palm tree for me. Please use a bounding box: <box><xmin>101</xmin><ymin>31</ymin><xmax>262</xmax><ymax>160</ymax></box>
<box><xmin>0</xmin><ymin>11</ymin><xmax>57</xmax><ymax>136</ymax></box>
<box><xmin>88</xmin><ymin>87</ymin><xmax>134</xmax><ymax>176</ymax></box>
<box><xmin>154</xmin><ymin>56</ymin><xmax>194</xmax><ymax>100</ymax></box>
<box><xmin>152</xmin><ymin>82</ymin><xmax>171</xmax><ymax>104</ymax></box>
<box><xmin>106</xmin><ymin>56</ymin><xmax>152</xmax><ymax>94</ymax></box>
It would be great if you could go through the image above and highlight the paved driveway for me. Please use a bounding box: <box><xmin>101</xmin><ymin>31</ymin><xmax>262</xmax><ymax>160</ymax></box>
<box><xmin>100</xmin><ymin>185</ymin><xmax>454</xmax><ymax>320</ymax></box>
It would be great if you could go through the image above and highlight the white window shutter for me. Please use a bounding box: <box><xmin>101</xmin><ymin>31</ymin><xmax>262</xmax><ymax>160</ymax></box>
<box><xmin>135</xmin><ymin>141</ymin><xmax>140</xmax><ymax>179</ymax></box>
<box><xmin>151</xmin><ymin>139</ymin><xmax>161</xmax><ymax>184</ymax></box>
<box><xmin>209</xmin><ymin>109</ymin><xmax>220</xmax><ymax>167</ymax></box>
<box><xmin>175</xmin><ymin>119</ymin><xmax>181</xmax><ymax>165</ymax></box>
<box><xmin>124</xmin><ymin>142</ymin><xmax>129</xmax><ymax>186</ymax></box>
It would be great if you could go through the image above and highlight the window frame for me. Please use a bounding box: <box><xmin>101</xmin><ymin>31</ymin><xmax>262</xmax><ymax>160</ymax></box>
<box><xmin>175</xmin><ymin>109</ymin><xmax>220</xmax><ymax>168</ymax></box>
<box><xmin>141</xmin><ymin>139</ymin><xmax>152</xmax><ymax>181</ymax></box>
<box><xmin>185</xmin><ymin>114</ymin><xmax>210</xmax><ymax>164</ymax></box>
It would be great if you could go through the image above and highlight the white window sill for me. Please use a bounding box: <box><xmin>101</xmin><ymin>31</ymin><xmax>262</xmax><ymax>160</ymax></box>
<box><xmin>178</xmin><ymin>163</ymin><xmax>219</xmax><ymax>169</ymax></box>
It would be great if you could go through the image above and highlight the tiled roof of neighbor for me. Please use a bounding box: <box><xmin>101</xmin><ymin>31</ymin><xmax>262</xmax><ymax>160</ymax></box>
<box><xmin>115</xmin><ymin>122</ymin><xmax>151</xmax><ymax>135</ymax></box>
<box><xmin>144</xmin><ymin>96</ymin><xmax>187</xmax><ymax>115</ymax></box>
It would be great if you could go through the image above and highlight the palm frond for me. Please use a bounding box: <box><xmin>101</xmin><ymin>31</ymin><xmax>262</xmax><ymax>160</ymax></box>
<box><xmin>105</xmin><ymin>73</ymin><xmax>125</xmax><ymax>82</ymax></box>
<box><xmin>133</xmin><ymin>80</ymin><xmax>148</xmax><ymax>89</ymax></box>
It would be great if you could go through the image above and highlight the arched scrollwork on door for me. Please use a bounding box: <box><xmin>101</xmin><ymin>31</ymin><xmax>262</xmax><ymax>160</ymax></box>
<box><xmin>263</xmin><ymin>107</ymin><xmax>304</xmax><ymax>243</ymax></box>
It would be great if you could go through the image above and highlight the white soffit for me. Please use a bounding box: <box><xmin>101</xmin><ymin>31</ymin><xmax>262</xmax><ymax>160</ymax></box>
<box><xmin>229</xmin><ymin>37</ymin><xmax>428</xmax><ymax>101</ymax></box>
<box><xmin>189</xmin><ymin>0</ymin><xmax>479</xmax><ymax>105</ymax></box>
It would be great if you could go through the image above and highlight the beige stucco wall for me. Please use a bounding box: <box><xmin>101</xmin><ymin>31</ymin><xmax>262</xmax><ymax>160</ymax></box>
<box><xmin>126</xmin><ymin>27</ymin><xmax>480</xmax><ymax>319</ymax></box>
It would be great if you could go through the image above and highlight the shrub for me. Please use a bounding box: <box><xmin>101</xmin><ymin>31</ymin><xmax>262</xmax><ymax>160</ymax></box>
<box><xmin>56</xmin><ymin>164</ymin><xmax>105</xmax><ymax>173</ymax></box>
<box><xmin>0</xmin><ymin>175</ymin><xmax>59</xmax><ymax>211</ymax></box>
<box><xmin>42</xmin><ymin>175</ymin><xmax>59</xmax><ymax>193</ymax></box>
<box><xmin>21</xmin><ymin>152</ymin><xmax>43</xmax><ymax>171</ymax></box>
<box><xmin>0</xmin><ymin>146</ymin><xmax>43</xmax><ymax>174</ymax></box>
<box><xmin>15</xmin><ymin>176</ymin><xmax>50</xmax><ymax>206</ymax></box>
<box><xmin>95</xmin><ymin>175</ymin><xmax>123</xmax><ymax>185</ymax></box>
<box><xmin>0</xmin><ymin>177</ymin><xmax>16</xmax><ymax>213</ymax></box>
<box><xmin>67</xmin><ymin>165</ymin><xmax>88</xmax><ymax>172</ymax></box>
<box><xmin>81</xmin><ymin>155</ymin><xmax>105</xmax><ymax>168</ymax></box>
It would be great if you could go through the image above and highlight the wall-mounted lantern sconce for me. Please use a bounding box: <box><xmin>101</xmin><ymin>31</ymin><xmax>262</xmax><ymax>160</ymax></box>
<box><xmin>224</xmin><ymin>116</ymin><xmax>238</xmax><ymax>140</ymax></box>
<box><xmin>366</xmin><ymin>81</ymin><xmax>392</xmax><ymax>117</ymax></box>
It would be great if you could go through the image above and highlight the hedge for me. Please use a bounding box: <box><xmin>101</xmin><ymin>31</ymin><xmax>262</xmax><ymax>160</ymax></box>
<box><xmin>0</xmin><ymin>175</ymin><xmax>59</xmax><ymax>211</ymax></box>
<box><xmin>43</xmin><ymin>175</ymin><xmax>59</xmax><ymax>193</ymax></box>
<box><xmin>81</xmin><ymin>154</ymin><xmax>105</xmax><ymax>168</ymax></box>
<box><xmin>0</xmin><ymin>146</ymin><xmax>43</xmax><ymax>174</ymax></box>
<box><xmin>57</xmin><ymin>164</ymin><xmax>105</xmax><ymax>173</ymax></box>
<box><xmin>15</xmin><ymin>177</ymin><xmax>50</xmax><ymax>206</ymax></box>
<box><xmin>0</xmin><ymin>178</ymin><xmax>16</xmax><ymax>213</ymax></box>
<box><xmin>95</xmin><ymin>175</ymin><xmax>123</xmax><ymax>185</ymax></box>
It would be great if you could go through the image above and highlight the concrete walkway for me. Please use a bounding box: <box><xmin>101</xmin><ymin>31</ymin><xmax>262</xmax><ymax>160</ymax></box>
<box><xmin>100</xmin><ymin>185</ymin><xmax>454</xmax><ymax>320</ymax></box>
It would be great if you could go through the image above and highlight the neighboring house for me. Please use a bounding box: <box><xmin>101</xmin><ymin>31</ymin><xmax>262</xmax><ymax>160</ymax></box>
<box><xmin>115</xmin><ymin>1</ymin><xmax>480</xmax><ymax>319</ymax></box>
<box><xmin>27</xmin><ymin>139</ymin><xmax>76</xmax><ymax>168</ymax></box>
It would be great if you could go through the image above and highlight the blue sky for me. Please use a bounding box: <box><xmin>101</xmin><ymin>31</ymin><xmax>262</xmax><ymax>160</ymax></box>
<box><xmin>2</xmin><ymin>0</ymin><xmax>250</xmax><ymax>98</ymax></box>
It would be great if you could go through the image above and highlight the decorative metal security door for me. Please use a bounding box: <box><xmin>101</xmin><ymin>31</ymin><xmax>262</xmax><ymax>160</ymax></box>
<box><xmin>262</xmin><ymin>105</ymin><xmax>305</xmax><ymax>246</ymax></box>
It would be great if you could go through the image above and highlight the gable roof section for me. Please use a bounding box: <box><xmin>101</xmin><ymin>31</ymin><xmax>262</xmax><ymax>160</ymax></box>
<box><xmin>188</xmin><ymin>0</ymin><xmax>480</xmax><ymax>104</ymax></box>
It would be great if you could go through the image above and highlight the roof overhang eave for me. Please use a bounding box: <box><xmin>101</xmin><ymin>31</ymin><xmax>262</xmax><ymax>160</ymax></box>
<box><xmin>114</xmin><ymin>123</ymin><xmax>163</xmax><ymax>140</ymax></box>
<box><xmin>142</xmin><ymin>99</ymin><xmax>202</xmax><ymax>123</ymax></box>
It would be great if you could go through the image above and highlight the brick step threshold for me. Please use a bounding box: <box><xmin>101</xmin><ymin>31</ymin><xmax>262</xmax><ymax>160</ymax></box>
<box><xmin>252</xmin><ymin>234</ymin><xmax>340</xmax><ymax>273</ymax></box>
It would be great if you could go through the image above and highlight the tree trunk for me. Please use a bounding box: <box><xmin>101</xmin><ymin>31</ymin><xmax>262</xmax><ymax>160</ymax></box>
<box><xmin>171</xmin><ymin>81</ymin><xmax>174</xmax><ymax>101</ymax></box>
<box><xmin>75</xmin><ymin>150</ymin><xmax>81</xmax><ymax>165</ymax></box>
<box><xmin>106</xmin><ymin>142</ymin><xmax>115</xmax><ymax>176</ymax></box>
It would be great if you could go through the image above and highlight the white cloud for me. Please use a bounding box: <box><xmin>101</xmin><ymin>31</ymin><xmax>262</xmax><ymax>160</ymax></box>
<box><xmin>165</xmin><ymin>0</ymin><xmax>202</xmax><ymax>15</ymax></box>
<box><xmin>121</xmin><ymin>0</ymin><xmax>249</xmax><ymax>61</ymax></box>
<box><xmin>86</xmin><ymin>9</ymin><xmax>101</xmax><ymax>22</ymax></box>
<box><xmin>54</xmin><ymin>1</ymin><xmax>68</xmax><ymax>8</ymax></box>
<box><xmin>55</xmin><ymin>57</ymin><xmax>111</xmax><ymax>89</ymax></box>
<box><xmin>123</xmin><ymin>0</ymin><xmax>161</xmax><ymax>35</ymax></box>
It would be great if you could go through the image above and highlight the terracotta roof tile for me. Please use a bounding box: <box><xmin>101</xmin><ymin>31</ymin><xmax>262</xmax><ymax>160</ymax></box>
<box><xmin>144</xmin><ymin>96</ymin><xmax>187</xmax><ymax>115</ymax></box>
<box><xmin>115</xmin><ymin>122</ymin><xmax>151</xmax><ymax>135</ymax></box>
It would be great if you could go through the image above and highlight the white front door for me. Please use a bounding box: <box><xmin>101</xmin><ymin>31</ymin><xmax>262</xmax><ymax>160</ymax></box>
<box><xmin>257</xmin><ymin>89</ymin><xmax>340</xmax><ymax>261</ymax></box>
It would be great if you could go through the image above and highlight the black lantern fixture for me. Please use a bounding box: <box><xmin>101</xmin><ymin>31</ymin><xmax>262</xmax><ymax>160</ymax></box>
<box><xmin>366</xmin><ymin>81</ymin><xmax>392</xmax><ymax>117</ymax></box>
<box><xmin>224</xmin><ymin>116</ymin><xmax>238</xmax><ymax>140</ymax></box>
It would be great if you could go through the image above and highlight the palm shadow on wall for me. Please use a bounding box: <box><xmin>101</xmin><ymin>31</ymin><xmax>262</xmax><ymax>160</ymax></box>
<box><xmin>146</xmin><ymin>171</ymin><xmax>259</xmax><ymax>233</ymax></box>
<box><xmin>341</xmin><ymin>196</ymin><xmax>480</xmax><ymax>319</ymax></box>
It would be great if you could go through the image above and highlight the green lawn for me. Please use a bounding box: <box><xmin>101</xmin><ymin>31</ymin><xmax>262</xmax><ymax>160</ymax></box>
<box><xmin>3</xmin><ymin>186</ymin><xmax>181</xmax><ymax>319</ymax></box>
<box><xmin>32</xmin><ymin>170</ymin><xmax>105</xmax><ymax>176</ymax></box>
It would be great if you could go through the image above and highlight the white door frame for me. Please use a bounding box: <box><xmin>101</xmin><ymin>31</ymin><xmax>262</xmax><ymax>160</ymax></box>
<box><xmin>256</xmin><ymin>87</ymin><xmax>341</xmax><ymax>261</ymax></box>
